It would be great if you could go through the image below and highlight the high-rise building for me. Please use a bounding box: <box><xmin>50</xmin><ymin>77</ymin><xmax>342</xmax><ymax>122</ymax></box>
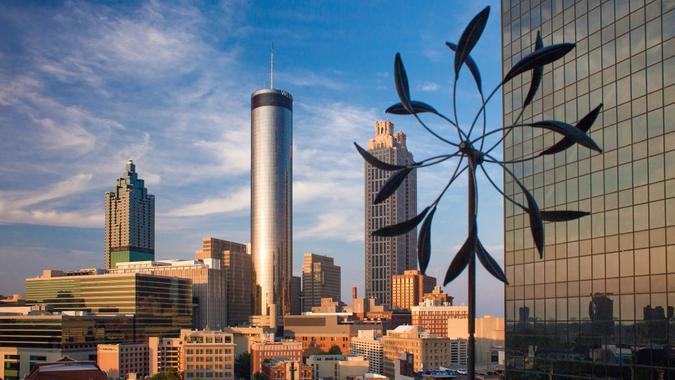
<box><xmin>111</xmin><ymin>259</ymin><xmax>227</xmax><ymax>330</ymax></box>
<box><xmin>104</xmin><ymin>160</ymin><xmax>155</xmax><ymax>269</ymax></box>
<box><xmin>410</xmin><ymin>298</ymin><xmax>468</xmax><ymax>338</ymax></box>
<box><xmin>364</xmin><ymin>120</ymin><xmax>417</xmax><ymax>309</ymax></box>
<box><xmin>381</xmin><ymin>325</ymin><xmax>452</xmax><ymax>378</ymax></box>
<box><xmin>302</xmin><ymin>253</ymin><xmax>342</xmax><ymax>311</ymax></box>
<box><xmin>251</xmin><ymin>88</ymin><xmax>293</xmax><ymax>322</ymax></box>
<box><xmin>501</xmin><ymin>0</ymin><xmax>674</xmax><ymax>378</ymax></box>
<box><xmin>25</xmin><ymin>269</ymin><xmax>192</xmax><ymax>338</ymax></box>
<box><xmin>195</xmin><ymin>237</ymin><xmax>252</xmax><ymax>325</ymax></box>
<box><xmin>391</xmin><ymin>270</ymin><xmax>436</xmax><ymax>310</ymax></box>
<box><xmin>291</xmin><ymin>275</ymin><xmax>302</xmax><ymax>314</ymax></box>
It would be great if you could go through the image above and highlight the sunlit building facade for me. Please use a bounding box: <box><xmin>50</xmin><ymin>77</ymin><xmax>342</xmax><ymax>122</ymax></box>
<box><xmin>501</xmin><ymin>0</ymin><xmax>674</xmax><ymax>377</ymax></box>
<box><xmin>364</xmin><ymin>120</ymin><xmax>417</xmax><ymax>309</ymax></box>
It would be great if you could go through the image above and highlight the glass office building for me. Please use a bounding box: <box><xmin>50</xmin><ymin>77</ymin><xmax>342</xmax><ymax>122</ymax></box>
<box><xmin>25</xmin><ymin>271</ymin><xmax>192</xmax><ymax>338</ymax></box>
<box><xmin>501</xmin><ymin>0</ymin><xmax>674</xmax><ymax>377</ymax></box>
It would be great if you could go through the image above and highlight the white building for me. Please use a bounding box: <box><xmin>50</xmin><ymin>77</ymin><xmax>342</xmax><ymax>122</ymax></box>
<box><xmin>351</xmin><ymin>330</ymin><xmax>384</xmax><ymax>375</ymax></box>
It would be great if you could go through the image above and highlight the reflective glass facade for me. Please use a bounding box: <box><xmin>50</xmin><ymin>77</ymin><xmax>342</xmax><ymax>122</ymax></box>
<box><xmin>501</xmin><ymin>0</ymin><xmax>675</xmax><ymax>377</ymax></box>
<box><xmin>251</xmin><ymin>88</ymin><xmax>293</xmax><ymax>319</ymax></box>
<box><xmin>25</xmin><ymin>273</ymin><xmax>192</xmax><ymax>338</ymax></box>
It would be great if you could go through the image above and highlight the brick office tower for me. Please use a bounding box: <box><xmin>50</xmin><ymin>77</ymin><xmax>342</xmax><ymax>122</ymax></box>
<box><xmin>104</xmin><ymin>160</ymin><xmax>154</xmax><ymax>269</ymax></box>
<box><xmin>364</xmin><ymin>120</ymin><xmax>417</xmax><ymax>309</ymax></box>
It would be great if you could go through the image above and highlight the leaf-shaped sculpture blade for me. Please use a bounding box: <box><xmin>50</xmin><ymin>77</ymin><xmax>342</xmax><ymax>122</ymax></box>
<box><xmin>522</xmin><ymin>31</ymin><xmax>543</xmax><ymax>109</ymax></box>
<box><xmin>476</xmin><ymin>239</ymin><xmax>508</xmax><ymax>284</ymax></box>
<box><xmin>503</xmin><ymin>43</ymin><xmax>575</xmax><ymax>82</ymax></box>
<box><xmin>444</xmin><ymin>234</ymin><xmax>476</xmax><ymax>285</ymax></box>
<box><xmin>446</xmin><ymin>42</ymin><xmax>482</xmax><ymax>94</ymax></box>
<box><xmin>394</xmin><ymin>53</ymin><xmax>411</xmax><ymax>111</ymax></box>
<box><xmin>454</xmin><ymin>6</ymin><xmax>490</xmax><ymax>78</ymax></box>
<box><xmin>530</xmin><ymin>120</ymin><xmax>602</xmax><ymax>153</ymax></box>
<box><xmin>540</xmin><ymin>210</ymin><xmax>590</xmax><ymax>221</ymax></box>
<box><xmin>374</xmin><ymin>167</ymin><xmax>412</xmax><ymax>204</ymax></box>
<box><xmin>523</xmin><ymin>190</ymin><xmax>544</xmax><ymax>258</ymax></box>
<box><xmin>354</xmin><ymin>142</ymin><xmax>406</xmax><ymax>171</ymax></box>
<box><xmin>386</xmin><ymin>101</ymin><xmax>438</xmax><ymax>115</ymax></box>
<box><xmin>541</xmin><ymin>104</ymin><xmax>603</xmax><ymax>155</ymax></box>
<box><xmin>374</xmin><ymin>206</ymin><xmax>430</xmax><ymax>237</ymax></box>
<box><xmin>417</xmin><ymin>206</ymin><xmax>436</xmax><ymax>274</ymax></box>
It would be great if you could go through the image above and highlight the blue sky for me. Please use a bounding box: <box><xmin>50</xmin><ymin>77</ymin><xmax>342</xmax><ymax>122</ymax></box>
<box><xmin>0</xmin><ymin>0</ymin><xmax>506</xmax><ymax>315</ymax></box>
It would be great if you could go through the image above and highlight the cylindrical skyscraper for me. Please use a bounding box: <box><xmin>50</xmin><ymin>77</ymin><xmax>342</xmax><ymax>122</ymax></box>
<box><xmin>251</xmin><ymin>88</ymin><xmax>293</xmax><ymax>323</ymax></box>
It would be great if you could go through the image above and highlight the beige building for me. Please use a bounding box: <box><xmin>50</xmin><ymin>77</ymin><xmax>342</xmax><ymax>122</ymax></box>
<box><xmin>351</xmin><ymin>330</ymin><xmax>384</xmax><ymax>375</ymax></box>
<box><xmin>148</xmin><ymin>329</ymin><xmax>235</xmax><ymax>379</ymax></box>
<box><xmin>302</xmin><ymin>253</ymin><xmax>342</xmax><ymax>311</ymax></box>
<box><xmin>391</xmin><ymin>270</ymin><xmax>436</xmax><ymax>310</ymax></box>
<box><xmin>306</xmin><ymin>354</ymin><xmax>370</xmax><ymax>380</ymax></box>
<box><xmin>283</xmin><ymin>315</ymin><xmax>384</xmax><ymax>356</ymax></box>
<box><xmin>105</xmin><ymin>160</ymin><xmax>155</xmax><ymax>269</ymax></box>
<box><xmin>250</xmin><ymin>340</ymin><xmax>304</xmax><ymax>377</ymax></box>
<box><xmin>364</xmin><ymin>120</ymin><xmax>417</xmax><ymax>309</ymax></box>
<box><xmin>381</xmin><ymin>325</ymin><xmax>451</xmax><ymax>378</ymax></box>
<box><xmin>97</xmin><ymin>343</ymin><xmax>149</xmax><ymax>380</ymax></box>
<box><xmin>196</xmin><ymin>237</ymin><xmax>252</xmax><ymax>325</ymax></box>
<box><xmin>112</xmin><ymin>259</ymin><xmax>227</xmax><ymax>330</ymax></box>
<box><xmin>447</xmin><ymin>316</ymin><xmax>504</xmax><ymax>369</ymax></box>
<box><xmin>410</xmin><ymin>299</ymin><xmax>468</xmax><ymax>338</ymax></box>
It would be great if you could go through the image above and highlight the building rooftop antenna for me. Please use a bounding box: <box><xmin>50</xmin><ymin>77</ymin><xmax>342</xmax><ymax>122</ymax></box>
<box><xmin>270</xmin><ymin>42</ymin><xmax>275</xmax><ymax>89</ymax></box>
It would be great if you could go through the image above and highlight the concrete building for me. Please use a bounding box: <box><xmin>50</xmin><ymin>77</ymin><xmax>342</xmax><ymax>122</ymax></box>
<box><xmin>196</xmin><ymin>237</ymin><xmax>252</xmax><ymax>325</ymax></box>
<box><xmin>25</xmin><ymin>269</ymin><xmax>192</xmax><ymax>338</ymax></box>
<box><xmin>447</xmin><ymin>316</ymin><xmax>504</xmax><ymax>370</ymax></box>
<box><xmin>391</xmin><ymin>270</ymin><xmax>436</xmax><ymax>310</ymax></box>
<box><xmin>283</xmin><ymin>314</ymin><xmax>384</xmax><ymax>356</ymax></box>
<box><xmin>0</xmin><ymin>312</ymin><xmax>135</xmax><ymax>380</ymax></box>
<box><xmin>112</xmin><ymin>259</ymin><xmax>227</xmax><ymax>330</ymax></box>
<box><xmin>306</xmin><ymin>354</ymin><xmax>370</xmax><ymax>380</ymax></box>
<box><xmin>250</xmin><ymin>340</ymin><xmax>303</xmax><ymax>377</ymax></box>
<box><xmin>105</xmin><ymin>160</ymin><xmax>154</xmax><ymax>269</ymax></box>
<box><xmin>422</xmin><ymin>286</ymin><xmax>453</xmax><ymax>304</ymax></box>
<box><xmin>148</xmin><ymin>329</ymin><xmax>235</xmax><ymax>379</ymax></box>
<box><xmin>501</xmin><ymin>0</ymin><xmax>675</xmax><ymax>377</ymax></box>
<box><xmin>302</xmin><ymin>253</ymin><xmax>342</xmax><ymax>311</ymax></box>
<box><xmin>262</xmin><ymin>358</ymin><xmax>313</xmax><ymax>380</ymax></box>
<box><xmin>351</xmin><ymin>330</ymin><xmax>384</xmax><ymax>375</ymax></box>
<box><xmin>381</xmin><ymin>325</ymin><xmax>452</xmax><ymax>378</ymax></box>
<box><xmin>364</xmin><ymin>120</ymin><xmax>417</xmax><ymax>309</ymax></box>
<box><xmin>251</xmin><ymin>87</ymin><xmax>294</xmax><ymax>322</ymax></box>
<box><xmin>97</xmin><ymin>343</ymin><xmax>149</xmax><ymax>380</ymax></box>
<box><xmin>410</xmin><ymin>299</ymin><xmax>468</xmax><ymax>338</ymax></box>
<box><xmin>222</xmin><ymin>326</ymin><xmax>270</xmax><ymax>357</ymax></box>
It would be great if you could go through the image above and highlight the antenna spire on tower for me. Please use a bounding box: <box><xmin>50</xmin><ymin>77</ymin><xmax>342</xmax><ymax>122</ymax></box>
<box><xmin>270</xmin><ymin>42</ymin><xmax>275</xmax><ymax>89</ymax></box>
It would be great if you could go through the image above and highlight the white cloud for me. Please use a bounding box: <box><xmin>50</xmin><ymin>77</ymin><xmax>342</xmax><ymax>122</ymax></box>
<box><xmin>418</xmin><ymin>81</ymin><xmax>440</xmax><ymax>92</ymax></box>
<box><xmin>164</xmin><ymin>186</ymin><xmax>250</xmax><ymax>217</ymax></box>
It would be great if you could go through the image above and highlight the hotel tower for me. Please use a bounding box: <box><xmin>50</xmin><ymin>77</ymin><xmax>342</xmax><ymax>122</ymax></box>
<box><xmin>250</xmin><ymin>86</ymin><xmax>293</xmax><ymax>323</ymax></box>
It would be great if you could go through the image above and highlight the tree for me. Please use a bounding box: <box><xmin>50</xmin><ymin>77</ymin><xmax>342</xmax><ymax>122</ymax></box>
<box><xmin>235</xmin><ymin>352</ymin><xmax>251</xmax><ymax>380</ymax></box>
<box><xmin>147</xmin><ymin>368</ymin><xmax>182</xmax><ymax>380</ymax></box>
<box><xmin>253</xmin><ymin>371</ymin><xmax>269</xmax><ymax>380</ymax></box>
<box><xmin>327</xmin><ymin>345</ymin><xmax>342</xmax><ymax>355</ymax></box>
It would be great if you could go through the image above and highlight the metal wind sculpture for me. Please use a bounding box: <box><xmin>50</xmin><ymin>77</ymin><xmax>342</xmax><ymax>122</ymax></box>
<box><xmin>354</xmin><ymin>6</ymin><xmax>603</xmax><ymax>379</ymax></box>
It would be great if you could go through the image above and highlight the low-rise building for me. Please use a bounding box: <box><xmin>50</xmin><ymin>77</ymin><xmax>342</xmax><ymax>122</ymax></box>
<box><xmin>410</xmin><ymin>299</ymin><xmax>468</xmax><ymax>338</ymax></box>
<box><xmin>223</xmin><ymin>326</ymin><xmax>270</xmax><ymax>357</ymax></box>
<box><xmin>25</xmin><ymin>358</ymin><xmax>107</xmax><ymax>380</ymax></box>
<box><xmin>250</xmin><ymin>340</ymin><xmax>304</xmax><ymax>377</ymax></box>
<box><xmin>262</xmin><ymin>358</ymin><xmax>313</xmax><ymax>380</ymax></box>
<box><xmin>0</xmin><ymin>312</ymin><xmax>135</xmax><ymax>380</ymax></box>
<box><xmin>306</xmin><ymin>354</ymin><xmax>370</xmax><ymax>380</ymax></box>
<box><xmin>381</xmin><ymin>326</ymin><xmax>452</xmax><ymax>378</ymax></box>
<box><xmin>97</xmin><ymin>343</ymin><xmax>149</xmax><ymax>380</ymax></box>
<box><xmin>350</xmin><ymin>330</ymin><xmax>384</xmax><ymax>375</ymax></box>
<box><xmin>284</xmin><ymin>315</ymin><xmax>383</xmax><ymax>356</ymax></box>
<box><xmin>148</xmin><ymin>329</ymin><xmax>235</xmax><ymax>379</ymax></box>
<box><xmin>447</xmin><ymin>315</ymin><xmax>504</xmax><ymax>370</ymax></box>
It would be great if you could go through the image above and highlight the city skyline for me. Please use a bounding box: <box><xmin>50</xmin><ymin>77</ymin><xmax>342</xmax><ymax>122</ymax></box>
<box><xmin>0</xmin><ymin>1</ymin><xmax>505</xmax><ymax>315</ymax></box>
